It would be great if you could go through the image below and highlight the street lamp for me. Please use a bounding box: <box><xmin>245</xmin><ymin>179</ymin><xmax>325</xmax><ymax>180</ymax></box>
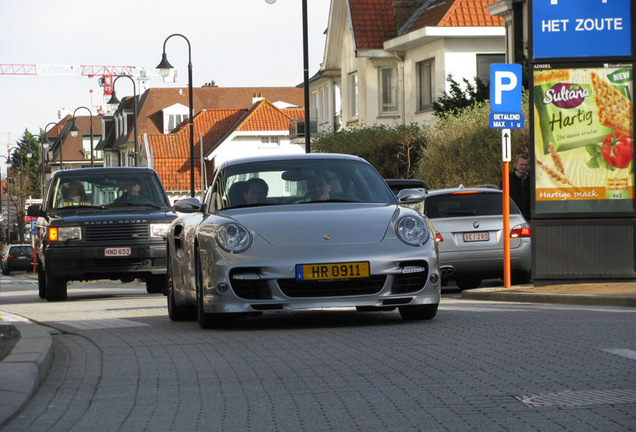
<box><xmin>69</xmin><ymin>106</ymin><xmax>94</xmax><ymax>167</ymax></box>
<box><xmin>41</xmin><ymin>122</ymin><xmax>57</xmax><ymax>197</ymax></box>
<box><xmin>266</xmin><ymin>0</ymin><xmax>311</xmax><ymax>153</ymax></box>
<box><xmin>107</xmin><ymin>75</ymin><xmax>139</xmax><ymax>167</ymax></box>
<box><xmin>157</xmin><ymin>33</ymin><xmax>195</xmax><ymax>197</ymax></box>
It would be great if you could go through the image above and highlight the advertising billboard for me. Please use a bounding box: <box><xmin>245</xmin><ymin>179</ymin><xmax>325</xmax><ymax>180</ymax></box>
<box><xmin>533</xmin><ymin>64</ymin><xmax>634</xmax><ymax>215</ymax></box>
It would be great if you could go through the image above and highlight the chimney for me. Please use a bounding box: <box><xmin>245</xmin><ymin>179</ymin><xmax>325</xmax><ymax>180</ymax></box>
<box><xmin>252</xmin><ymin>92</ymin><xmax>265</xmax><ymax>105</ymax></box>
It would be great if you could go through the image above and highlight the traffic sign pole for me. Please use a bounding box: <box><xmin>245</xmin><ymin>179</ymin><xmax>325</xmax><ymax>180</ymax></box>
<box><xmin>502</xmin><ymin>160</ymin><xmax>511</xmax><ymax>288</ymax></box>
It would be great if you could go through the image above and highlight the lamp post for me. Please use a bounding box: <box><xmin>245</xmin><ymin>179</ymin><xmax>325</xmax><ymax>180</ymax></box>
<box><xmin>266</xmin><ymin>0</ymin><xmax>311</xmax><ymax>153</ymax></box>
<box><xmin>157</xmin><ymin>33</ymin><xmax>195</xmax><ymax>197</ymax></box>
<box><xmin>107</xmin><ymin>75</ymin><xmax>139</xmax><ymax>167</ymax></box>
<box><xmin>69</xmin><ymin>107</ymin><xmax>94</xmax><ymax>167</ymax></box>
<box><xmin>41</xmin><ymin>122</ymin><xmax>56</xmax><ymax>197</ymax></box>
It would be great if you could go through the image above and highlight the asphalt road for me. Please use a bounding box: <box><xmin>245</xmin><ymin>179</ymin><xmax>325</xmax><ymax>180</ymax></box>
<box><xmin>1</xmin><ymin>274</ymin><xmax>635</xmax><ymax>432</ymax></box>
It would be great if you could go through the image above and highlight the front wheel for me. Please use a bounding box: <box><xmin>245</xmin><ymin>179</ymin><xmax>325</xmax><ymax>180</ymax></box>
<box><xmin>455</xmin><ymin>277</ymin><xmax>482</xmax><ymax>291</ymax></box>
<box><xmin>399</xmin><ymin>304</ymin><xmax>438</xmax><ymax>320</ymax></box>
<box><xmin>146</xmin><ymin>274</ymin><xmax>167</xmax><ymax>294</ymax></box>
<box><xmin>167</xmin><ymin>248</ymin><xmax>195</xmax><ymax>321</ymax></box>
<box><xmin>46</xmin><ymin>268</ymin><xmax>67</xmax><ymax>302</ymax></box>
<box><xmin>37</xmin><ymin>265</ymin><xmax>47</xmax><ymax>299</ymax></box>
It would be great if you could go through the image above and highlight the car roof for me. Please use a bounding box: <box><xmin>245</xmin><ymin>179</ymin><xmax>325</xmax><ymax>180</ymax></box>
<box><xmin>217</xmin><ymin>153</ymin><xmax>366</xmax><ymax>170</ymax></box>
<box><xmin>385</xmin><ymin>179</ymin><xmax>428</xmax><ymax>190</ymax></box>
<box><xmin>50</xmin><ymin>167</ymin><xmax>158</xmax><ymax>178</ymax></box>
<box><xmin>426</xmin><ymin>186</ymin><xmax>502</xmax><ymax>196</ymax></box>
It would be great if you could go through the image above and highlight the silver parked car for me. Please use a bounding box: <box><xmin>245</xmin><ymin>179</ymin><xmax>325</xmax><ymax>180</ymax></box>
<box><xmin>425</xmin><ymin>186</ymin><xmax>531</xmax><ymax>290</ymax></box>
<box><xmin>167</xmin><ymin>153</ymin><xmax>441</xmax><ymax>328</ymax></box>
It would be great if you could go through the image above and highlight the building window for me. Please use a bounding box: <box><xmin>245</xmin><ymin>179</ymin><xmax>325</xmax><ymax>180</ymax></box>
<box><xmin>82</xmin><ymin>136</ymin><xmax>102</xmax><ymax>160</ymax></box>
<box><xmin>417</xmin><ymin>59</ymin><xmax>434</xmax><ymax>111</ymax></box>
<box><xmin>168</xmin><ymin>114</ymin><xmax>188</xmax><ymax>132</ymax></box>
<box><xmin>476</xmin><ymin>54</ymin><xmax>505</xmax><ymax>84</ymax></box>
<box><xmin>348</xmin><ymin>73</ymin><xmax>359</xmax><ymax>117</ymax></box>
<box><xmin>260</xmin><ymin>136</ymin><xmax>279</xmax><ymax>147</ymax></box>
<box><xmin>380</xmin><ymin>67</ymin><xmax>398</xmax><ymax>113</ymax></box>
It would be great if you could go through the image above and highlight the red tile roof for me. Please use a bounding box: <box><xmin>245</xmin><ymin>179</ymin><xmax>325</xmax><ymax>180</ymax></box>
<box><xmin>147</xmin><ymin>99</ymin><xmax>305</xmax><ymax>192</ymax></box>
<box><xmin>347</xmin><ymin>0</ymin><xmax>503</xmax><ymax>50</ymax></box>
<box><xmin>349</xmin><ymin>0</ymin><xmax>401</xmax><ymax>50</ymax></box>
<box><xmin>407</xmin><ymin>0</ymin><xmax>503</xmax><ymax>30</ymax></box>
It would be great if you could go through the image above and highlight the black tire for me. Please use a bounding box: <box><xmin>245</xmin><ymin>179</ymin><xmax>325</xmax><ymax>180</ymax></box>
<box><xmin>167</xmin><ymin>248</ymin><xmax>195</xmax><ymax>321</ymax></box>
<box><xmin>455</xmin><ymin>277</ymin><xmax>482</xmax><ymax>291</ymax></box>
<box><xmin>37</xmin><ymin>266</ymin><xmax>47</xmax><ymax>299</ymax></box>
<box><xmin>512</xmin><ymin>271</ymin><xmax>532</xmax><ymax>285</ymax></box>
<box><xmin>399</xmin><ymin>304</ymin><xmax>438</xmax><ymax>320</ymax></box>
<box><xmin>195</xmin><ymin>248</ymin><xmax>233</xmax><ymax>329</ymax></box>
<box><xmin>146</xmin><ymin>274</ymin><xmax>167</xmax><ymax>294</ymax></box>
<box><xmin>45</xmin><ymin>268</ymin><xmax>67</xmax><ymax>302</ymax></box>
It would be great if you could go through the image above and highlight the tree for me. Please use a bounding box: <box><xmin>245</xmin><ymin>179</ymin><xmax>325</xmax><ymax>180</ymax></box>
<box><xmin>4</xmin><ymin>129</ymin><xmax>41</xmax><ymax>242</ymax></box>
<box><xmin>432</xmin><ymin>75</ymin><xmax>489</xmax><ymax>119</ymax></box>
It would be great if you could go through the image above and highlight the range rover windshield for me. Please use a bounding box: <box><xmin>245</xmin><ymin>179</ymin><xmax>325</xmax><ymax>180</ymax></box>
<box><xmin>50</xmin><ymin>173</ymin><xmax>170</xmax><ymax>210</ymax></box>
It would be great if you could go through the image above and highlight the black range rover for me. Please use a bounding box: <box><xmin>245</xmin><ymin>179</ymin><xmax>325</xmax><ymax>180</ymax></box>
<box><xmin>28</xmin><ymin>167</ymin><xmax>177</xmax><ymax>301</ymax></box>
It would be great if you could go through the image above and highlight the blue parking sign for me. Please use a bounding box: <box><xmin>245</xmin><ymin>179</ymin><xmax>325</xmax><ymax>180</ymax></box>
<box><xmin>490</xmin><ymin>64</ymin><xmax>522</xmax><ymax>113</ymax></box>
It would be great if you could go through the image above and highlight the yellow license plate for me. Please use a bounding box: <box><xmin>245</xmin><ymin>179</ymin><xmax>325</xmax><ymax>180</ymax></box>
<box><xmin>296</xmin><ymin>261</ymin><xmax>370</xmax><ymax>281</ymax></box>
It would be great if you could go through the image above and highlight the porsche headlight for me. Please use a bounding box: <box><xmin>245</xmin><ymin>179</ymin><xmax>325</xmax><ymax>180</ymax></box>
<box><xmin>216</xmin><ymin>223</ymin><xmax>252</xmax><ymax>253</ymax></box>
<box><xmin>150</xmin><ymin>223</ymin><xmax>171</xmax><ymax>239</ymax></box>
<box><xmin>396</xmin><ymin>216</ymin><xmax>429</xmax><ymax>246</ymax></box>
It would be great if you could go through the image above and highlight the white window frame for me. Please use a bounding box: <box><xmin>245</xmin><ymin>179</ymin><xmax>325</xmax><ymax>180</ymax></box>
<box><xmin>417</xmin><ymin>59</ymin><xmax>435</xmax><ymax>111</ymax></box>
<box><xmin>348</xmin><ymin>73</ymin><xmax>359</xmax><ymax>117</ymax></box>
<box><xmin>380</xmin><ymin>67</ymin><xmax>398</xmax><ymax>113</ymax></box>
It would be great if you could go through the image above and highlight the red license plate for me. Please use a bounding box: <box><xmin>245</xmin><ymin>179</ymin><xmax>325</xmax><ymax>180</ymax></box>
<box><xmin>104</xmin><ymin>247</ymin><xmax>132</xmax><ymax>257</ymax></box>
<box><xmin>463</xmin><ymin>232</ymin><xmax>489</xmax><ymax>242</ymax></box>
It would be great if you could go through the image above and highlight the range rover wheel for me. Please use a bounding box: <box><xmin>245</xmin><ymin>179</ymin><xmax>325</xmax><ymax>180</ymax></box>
<box><xmin>37</xmin><ymin>266</ymin><xmax>47</xmax><ymax>299</ymax></box>
<box><xmin>146</xmin><ymin>274</ymin><xmax>167</xmax><ymax>294</ymax></box>
<box><xmin>46</xmin><ymin>268</ymin><xmax>67</xmax><ymax>302</ymax></box>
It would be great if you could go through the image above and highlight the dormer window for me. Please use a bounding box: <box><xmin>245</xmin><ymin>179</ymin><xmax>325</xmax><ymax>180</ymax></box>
<box><xmin>162</xmin><ymin>103</ymin><xmax>189</xmax><ymax>133</ymax></box>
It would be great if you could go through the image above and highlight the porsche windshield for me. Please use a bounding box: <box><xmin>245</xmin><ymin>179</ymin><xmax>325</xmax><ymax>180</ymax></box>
<box><xmin>216</xmin><ymin>159</ymin><xmax>396</xmax><ymax>209</ymax></box>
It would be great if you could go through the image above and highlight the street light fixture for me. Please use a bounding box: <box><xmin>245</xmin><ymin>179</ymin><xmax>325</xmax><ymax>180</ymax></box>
<box><xmin>107</xmin><ymin>75</ymin><xmax>139</xmax><ymax>167</ymax></box>
<box><xmin>69</xmin><ymin>106</ymin><xmax>95</xmax><ymax>167</ymax></box>
<box><xmin>41</xmin><ymin>122</ymin><xmax>57</xmax><ymax>197</ymax></box>
<box><xmin>265</xmin><ymin>0</ymin><xmax>311</xmax><ymax>153</ymax></box>
<box><xmin>157</xmin><ymin>33</ymin><xmax>195</xmax><ymax>197</ymax></box>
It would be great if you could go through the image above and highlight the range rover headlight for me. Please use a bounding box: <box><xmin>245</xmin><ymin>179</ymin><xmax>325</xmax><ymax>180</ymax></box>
<box><xmin>216</xmin><ymin>223</ymin><xmax>252</xmax><ymax>253</ymax></box>
<box><xmin>49</xmin><ymin>226</ymin><xmax>82</xmax><ymax>242</ymax></box>
<box><xmin>396</xmin><ymin>216</ymin><xmax>429</xmax><ymax>246</ymax></box>
<box><xmin>150</xmin><ymin>223</ymin><xmax>171</xmax><ymax>239</ymax></box>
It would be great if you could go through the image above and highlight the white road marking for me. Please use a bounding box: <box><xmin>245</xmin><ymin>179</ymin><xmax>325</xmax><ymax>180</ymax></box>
<box><xmin>603</xmin><ymin>348</ymin><xmax>636</xmax><ymax>361</ymax></box>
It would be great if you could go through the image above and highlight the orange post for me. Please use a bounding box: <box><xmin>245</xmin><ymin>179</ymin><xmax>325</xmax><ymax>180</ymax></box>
<box><xmin>502</xmin><ymin>161</ymin><xmax>511</xmax><ymax>288</ymax></box>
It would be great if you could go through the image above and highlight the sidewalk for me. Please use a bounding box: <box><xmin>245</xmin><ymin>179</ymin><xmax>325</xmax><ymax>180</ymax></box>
<box><xmin>0</xmin><ymin>282</ymin><xmax>635</xmax><ymax>428</ymax></box>
<box><xmin>461</xmin><ymin>281</ymin><xmax>636</xmax><ymax>307</ymax></box>
<box><xmin>0</xmin><ymin>318</ymin><xmax>53</xmax><ymax>429</ymax></box>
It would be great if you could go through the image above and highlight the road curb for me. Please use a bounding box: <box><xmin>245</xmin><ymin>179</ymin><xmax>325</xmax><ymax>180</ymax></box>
<box><xmin>461</xmin><ymin>288</ymin><xmax>636</xmax><ymax>308</ymax></box>
<box><xmin>0</xmin><ymin>321</ymin><xmax>53</xmax><ymax>429</ymax></box>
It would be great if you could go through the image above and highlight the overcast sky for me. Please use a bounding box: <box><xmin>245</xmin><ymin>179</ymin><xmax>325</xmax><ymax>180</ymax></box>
<box><xmin>0</xmin><ymin>0</ymin><xmax>331</xmax><ymax>159</ymax></box>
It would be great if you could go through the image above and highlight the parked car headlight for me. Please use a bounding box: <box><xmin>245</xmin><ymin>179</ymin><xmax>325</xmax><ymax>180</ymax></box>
<box><xmin>150</xmin><ymin>223</ymin><xmax>171</xmax><ymax>239</ymax></box>
<box><xmin>216</xmin><ymin>223</ymin><xmax>252</xmax><ymax>253</ymax></box>
<box><xmin>396</xmin><ymin>216</ymin><xmax>429</xmax><ymax>246</ymax></box>
<box><xmin>49</xmin><ymin>226</ymin><xmax>81</xmax><ymax>242</ymax></box>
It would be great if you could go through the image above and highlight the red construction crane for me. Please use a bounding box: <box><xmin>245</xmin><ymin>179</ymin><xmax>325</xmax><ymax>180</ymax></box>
<box><xmin>0</xmin><ymin>64</ymin><xmax>164</xmax><ymax>96</ymax></box>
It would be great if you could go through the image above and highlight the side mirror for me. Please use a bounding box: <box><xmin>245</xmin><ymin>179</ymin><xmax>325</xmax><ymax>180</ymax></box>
<box><xmin>174</xmin><ymin>197</ymin><xmax>203</xmax><ymax>213</ymax></box>
<box><xmin>27</xmin><ymin>204</ymin><xmax>45</xmax><ymax>217</ymax></box>
<box><xmin>397</xmin><ymin>189</ymin><xmax>426</xmax><ymax>205</ymax></box>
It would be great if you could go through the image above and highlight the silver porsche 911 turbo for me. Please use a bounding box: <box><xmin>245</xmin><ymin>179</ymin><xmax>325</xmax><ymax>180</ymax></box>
<box><xmin>166</xmin><ymin>153</ymin><xmax>441</xmax><ymax>328</ymax></box>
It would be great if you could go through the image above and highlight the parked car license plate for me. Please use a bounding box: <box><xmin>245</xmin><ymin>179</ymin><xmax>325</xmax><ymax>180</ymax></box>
<box><xmin>296</xmin><ymin>261</ymin><xmax>370</xmax><ymax>281</ymax></box>
<box><xmin>463</xmin><ymin>232</ymin><xmax>489</xmax><ymax>242</ymax></box>
<box><xmin>104</xmin><ymin>247</ymin><xmax>132</xmax><ymax>257</ymax></box>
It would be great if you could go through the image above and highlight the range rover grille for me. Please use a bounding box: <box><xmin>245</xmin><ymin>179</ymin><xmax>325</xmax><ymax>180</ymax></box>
<box><xmin>84</xmin><ymin>224</ymin><xmax>149</xmax><ymax>242</ymax></box>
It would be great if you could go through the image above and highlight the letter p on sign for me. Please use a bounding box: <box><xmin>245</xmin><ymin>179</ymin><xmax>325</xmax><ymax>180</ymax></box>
<box><xmin>490</xmin><ymin>64</ymin><xmax>522</xmax><ymax>114</ymax></box>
